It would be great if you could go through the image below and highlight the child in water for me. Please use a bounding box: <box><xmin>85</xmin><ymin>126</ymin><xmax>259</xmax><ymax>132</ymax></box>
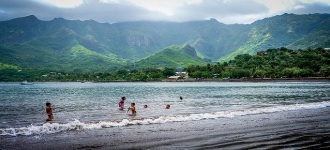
<box><xmin>129</xmin><ymin>103</ymin><xmax>136</xmax><ymax>115</ymax></box>
<box><xmin>118</xmin><ymin>97</ymin><xmax>126</xmax><ymax>110</ymax></box>
<box><xmin>46</xmin><ymin>102</ymin><xmax>56</xmax><ymax>121</ymax></box>
<box><xmin>166</xmin><ymin>104</ymin><xmax>170</xmax><ymax>109</ymax></box>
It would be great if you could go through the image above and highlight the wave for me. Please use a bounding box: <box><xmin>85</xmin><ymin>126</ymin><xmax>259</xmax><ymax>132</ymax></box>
<box><xmin>1</xmin><ymin>101</ymin><xmax>330</xmax><ymax>136</ymax></box>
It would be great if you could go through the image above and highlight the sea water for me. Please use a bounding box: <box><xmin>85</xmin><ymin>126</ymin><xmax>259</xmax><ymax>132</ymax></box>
<box><xmin>0</xmin><ymin>82</ymin><xmax>330</xmax><ymax>136</ymax></box>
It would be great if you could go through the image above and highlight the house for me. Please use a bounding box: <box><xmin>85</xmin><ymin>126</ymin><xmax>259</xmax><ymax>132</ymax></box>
<box><xmin>168</xmin><ymin>72</ymin><xmax>189</xmax><ymax>80</ymax></box>
<box><xmin>168</xmin><ymin>76</ymin><xmax>181</xmax><ymax>80</ymax></box>
<box><xmin>257</xmin><ymin>51</ymin><xmax>268</xmax><ymax>56</ymax></box>
<box><xmin>175</xmin><ymin>72</ymin><xmax>189</xmax><ymax>78</ymax></box>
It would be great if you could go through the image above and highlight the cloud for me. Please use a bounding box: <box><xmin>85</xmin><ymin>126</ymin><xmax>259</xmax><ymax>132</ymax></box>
<box><xmin>0</xmin><ymin>0</ymin><xmax>330</xmax><ymax>24</ymax></box>
<box><xmin>254</xmin><ymin>0</ymin><xmax>330</xmax><ymax>15</ymax></box>
<box><xmin>170</xmin><ymin>0</ymin><xmax>269</xmax><ymax>23</ymax></box>
<box><xmin>289</xmin><ymin>2</ymin><xmax>330</xmax><ymax>14</ymax></box>
<box><xmin>0</xmin><ymin>0</ymin><xmax>166</xmax><ymax>23</ymax></box>
<box><xmin>36</xmin><ymin>0</ymin><xmax>84</xmax><ymax>8</ymax></box>
<box><xmin>0</xmin><ymin>0</ymin><xmax>51</xmax><ymax>21</ymax></box>
<box><xmin>53</xmin><ymin>1</ymin><xmax>167</xmax><ymax>23</ymax></box>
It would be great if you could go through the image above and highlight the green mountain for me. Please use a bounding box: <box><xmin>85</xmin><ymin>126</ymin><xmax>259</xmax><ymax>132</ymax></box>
<box><xmin>0</xmin><ymin>13</ymin><xmax>330</xmax><ymax>72</ymax></box>
<box><xmin>136</xmin><ymin>44</ymin><xmax>208</xmax><ymax>69</ymax></box>
<box><xmin>218</xmin><ymin>13</ymin><xmax>330</xmax><ymax>62</ymax></box>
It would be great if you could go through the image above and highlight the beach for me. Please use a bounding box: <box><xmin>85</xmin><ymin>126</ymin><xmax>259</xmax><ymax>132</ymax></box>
<box><xmin>1</xmin><ymin>82</ymin><xmax>330</xmax><ymax>150</ymax></box>
<box><xmin>1</xmin><ymin>107</ymin><xmax>329</xmax><ymax>150</ymax></box>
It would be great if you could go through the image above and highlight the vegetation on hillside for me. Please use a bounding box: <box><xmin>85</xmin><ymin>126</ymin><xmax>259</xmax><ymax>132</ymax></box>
<box><xmin>1</xmin><ymin>47</ymin><xmax>329</xmax><ymax>82</ymax></box>
<box><xmin>1</xmin><ymin>13</ymin><xmax>330</xmax><ymax>72</ymax></box>
<box><xmin>192</xmin><ymin>47</ymin><xmax>330</xmax><ymax>79</ymax></box>
<box><xmin>136</xmin><ymin>44</ymin><xmax>209</xmax><ymax>69</ymax></box>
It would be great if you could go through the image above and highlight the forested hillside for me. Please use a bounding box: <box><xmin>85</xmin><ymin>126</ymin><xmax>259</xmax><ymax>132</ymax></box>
<box><xmin>1</xmin><ymin>47</ymin><xmax>329</xmax><ymax>81</ymax></box>
<box><xmin>187</xmin><ymin>47</ymin><xmax>330</xmax><ymax>79</ymax></box>
<box><xmin>136</xmin><ymin>44</ymin><xmax>209</xmax><ymax>69</ymax></box>
<box><xmin>0</xmin><ymin>13</ymin><xmax>330</xmax><ymax>72</ymax></box>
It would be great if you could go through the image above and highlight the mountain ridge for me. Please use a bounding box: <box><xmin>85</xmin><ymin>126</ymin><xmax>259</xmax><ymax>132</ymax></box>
<box><xmin>0</xmin><ymin>13</ymin><xmax>330</xmax><ymax>72</ymax></box>
<box><xmin>136</xmin><ymin>44</ymin><xmax>207</xmax><ymax>69</ymax></box>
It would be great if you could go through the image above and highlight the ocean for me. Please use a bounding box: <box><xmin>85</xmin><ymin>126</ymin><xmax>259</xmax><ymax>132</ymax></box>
<box><xmin>0</xmin><ymin>82</ymin><xmax>330</xmax><ymax>149</ymax></box>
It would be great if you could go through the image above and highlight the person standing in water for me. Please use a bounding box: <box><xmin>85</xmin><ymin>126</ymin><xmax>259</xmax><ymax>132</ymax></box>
<box><xmin>118</xmin><ymin>97</ymin><xmax>126</xmax><ymax>110</ymax></box>
<box><xmin>46</xmin><ymin>102</ymin><xmax>56</xmax><ymax>121</ymax></box>
<box><xmin>128</xmin><ymin>103</ymin><xmax>136</xmax><ymax>115</ymax></box>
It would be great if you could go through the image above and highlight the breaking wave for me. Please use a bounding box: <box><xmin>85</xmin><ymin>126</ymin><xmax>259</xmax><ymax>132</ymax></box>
<box><xmin>1</xmin><ymin>101</ymin><xmax>329</xmax><ymax>136</ymax></box>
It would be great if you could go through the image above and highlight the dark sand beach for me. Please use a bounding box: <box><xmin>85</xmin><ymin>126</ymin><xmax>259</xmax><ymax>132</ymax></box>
<box><xmin>1</xmin><ymin>107</ymin><xmax>329</xmax><ymax>150</ymax></box>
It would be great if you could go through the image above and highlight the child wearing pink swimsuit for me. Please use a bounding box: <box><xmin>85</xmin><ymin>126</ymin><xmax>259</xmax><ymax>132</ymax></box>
<box><xmin>118</xmin><ymin>97</ymin><xmax>126</xmax><ymax>110</ymax></box>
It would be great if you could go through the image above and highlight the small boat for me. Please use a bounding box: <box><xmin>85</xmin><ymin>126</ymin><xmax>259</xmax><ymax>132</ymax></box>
<box><xmin>20</xmin><ymin>81</ymin><xmax>34</xmax><ymax>85</ymax></box>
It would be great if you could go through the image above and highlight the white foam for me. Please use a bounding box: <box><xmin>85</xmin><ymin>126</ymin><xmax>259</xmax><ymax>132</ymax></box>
<box><xmin>1</xmin><ymin>101</ymin><xmax>329</xmax><ymax>136</ymax></box>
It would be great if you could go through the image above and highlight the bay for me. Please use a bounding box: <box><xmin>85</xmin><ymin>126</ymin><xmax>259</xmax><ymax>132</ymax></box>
<box><xmin>0</xmin><ymin>82</ymin><xmax>330</xmax><ymax>134</ymax></box>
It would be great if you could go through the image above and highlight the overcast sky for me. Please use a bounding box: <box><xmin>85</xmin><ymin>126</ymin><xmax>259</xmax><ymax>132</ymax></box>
<box><xmin>1</xmin><ymin>0</ymin><xmax>330</xmax><ymax>24</ymax></box>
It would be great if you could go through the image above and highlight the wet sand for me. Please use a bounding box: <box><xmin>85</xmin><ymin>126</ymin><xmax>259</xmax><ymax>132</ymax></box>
<box><xmin>1</xmin><ymin>107</ymin><xmax>330</xmax><ymax>150</ymax></box>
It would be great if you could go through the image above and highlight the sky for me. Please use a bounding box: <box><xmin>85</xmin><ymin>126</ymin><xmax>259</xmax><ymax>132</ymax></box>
<box><xmin>1</xmin><ymin>0</ymin><xmax>330</xmax><ymax>24</ymax></box>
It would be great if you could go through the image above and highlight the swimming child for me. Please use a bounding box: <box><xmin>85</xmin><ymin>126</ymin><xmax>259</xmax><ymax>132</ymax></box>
<box><xmin>144</xmin><ymin>105</ymin><xmax>148</xmax><ymax>108</ymax></box>
<box><xmin>165</xmin><ymin>104</ymin><xmax>170</xmax><ymax>109</ymax></box>
<box><xmin>118</xmin><ymin>96</ymin><xmax>126</xmax><ymax>110</ymax></box>
<box><xmin>129</xmin><ymin>103</ymin><xmax>136</xmax><ymax>115</ymax></box>
<box><xmin>46</xmin><ymin>102</ymin><xmax>56</xmax><ymax>121</ymax></box>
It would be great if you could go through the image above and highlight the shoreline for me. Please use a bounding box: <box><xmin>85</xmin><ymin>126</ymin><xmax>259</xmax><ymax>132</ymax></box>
<box><xmin>1</xmin><ymin>107</ymin><xmax>329</xmax><ymax>150</ymax></box>
<box><xmin>162</xmin><ymin>77</ymin><xmax>330</xmax><ymax>82</ymax></box>
<box><xmin>2</xmin><ymin>77</ymin><xmax>330</xmax><ymax>83</ymax></box>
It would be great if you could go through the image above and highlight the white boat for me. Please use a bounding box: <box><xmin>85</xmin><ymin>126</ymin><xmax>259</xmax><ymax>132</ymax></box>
<box><xmin>20</xmin><ymin>81</ymin><xmax>34</xmax><ymax>85</ymax></box>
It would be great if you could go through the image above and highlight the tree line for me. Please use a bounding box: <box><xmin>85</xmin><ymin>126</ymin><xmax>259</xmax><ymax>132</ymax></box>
<box><xmin>188</xmin><ymin>47</ymin><xmax>330</xmax><ymax>79</ymax></box>
<box><xmin>1</xmin><ymin>47</ymin><xmax>329</xmax><ymax>82</ymax></box>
